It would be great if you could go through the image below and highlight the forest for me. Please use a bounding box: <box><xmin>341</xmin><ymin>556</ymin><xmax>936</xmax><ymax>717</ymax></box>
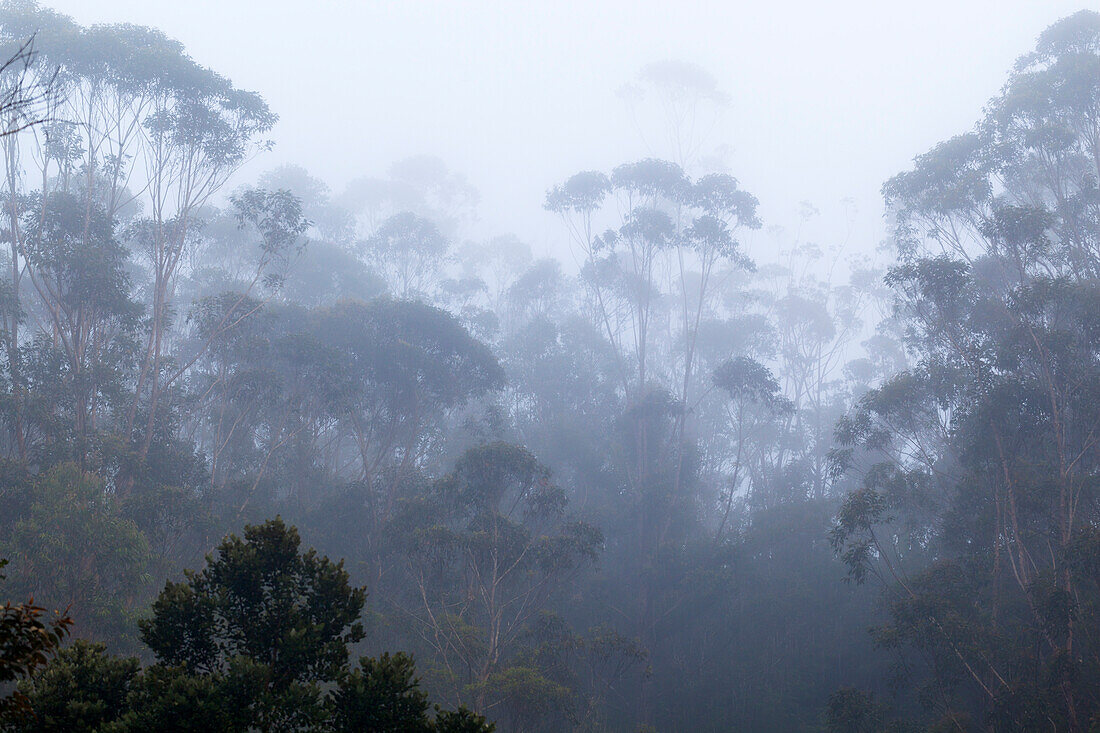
<box><xmin>0</xmin><ymin>1</ymin><xmax>1099</xmax><ymax>731</ymax></box>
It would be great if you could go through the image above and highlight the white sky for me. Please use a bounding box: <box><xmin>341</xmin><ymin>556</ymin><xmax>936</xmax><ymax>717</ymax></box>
<box><xmin>42</xmin><ymin>0</ymin><xmax>1093</xmax><ymax>264</ymax></box>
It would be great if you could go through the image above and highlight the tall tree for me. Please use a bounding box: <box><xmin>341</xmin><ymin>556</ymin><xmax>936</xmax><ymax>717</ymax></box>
<box><xmin>393</xmin><ymin>443</ymin><xmax>601</xmax><ymax>715</ymax></box>
<box><xmin>832</xmin><ymin>10</ymin><xmax>1100</xmax><ymax>730</ymax></box>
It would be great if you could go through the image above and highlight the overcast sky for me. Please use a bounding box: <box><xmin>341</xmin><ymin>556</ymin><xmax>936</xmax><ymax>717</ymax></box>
<box><xmin>43</xmin><ymin>0</ymin><xmax>1092</xmax><ymax>263</ymax></box>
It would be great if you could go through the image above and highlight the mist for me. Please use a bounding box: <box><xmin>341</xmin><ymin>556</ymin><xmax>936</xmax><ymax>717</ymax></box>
<box><xmin>0</xmin><ymin>1</ymin><xmax>1098</xmax><ymax>731</ymax></box>
<box><xmin>36</xmin><ymin>0</ymin><xmax>1089</xmax><ymax>258</ymax></box>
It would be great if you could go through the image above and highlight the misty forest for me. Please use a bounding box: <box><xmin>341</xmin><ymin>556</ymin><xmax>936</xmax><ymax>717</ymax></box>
<box><xmin>0</xmin><ymin>2</ymin><xmax>1099</xmax><ymax>731</ymax></box>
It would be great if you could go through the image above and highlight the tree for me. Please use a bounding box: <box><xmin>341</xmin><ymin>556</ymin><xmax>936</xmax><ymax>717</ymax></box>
<box><xmin>142</xmin><ymin>517</ymin><xmax>364</xmax><ymax>679</ymax></box>
<box><xmin>5</xmin><ymin>517</ymin><xmax>493</xmax><ymax>732</ymax></box>
<box><xmin>11</xmin><ymin>640</ymin><xmax>138</xmax><ymax>731</ymax></box>
<box><xmin>188</xmin><ymin>295</ymin><xmax>503</xmax><ymax>526</ymax></box>
<box><xmin>310</xmin><ymin>297</ymin><xmax>504</xmax><ymax>509</ymax></box>
<box><xmin>617</xmin><ymin>60</ymin><xmax>730</xmax><ymax>171</ymax></box>
<box><xmin>364</xmin><ymin>211</ymin><xmax>450</xmax><ymax>299</ymax></box>
<box><xmin>825</xmin><ymin>688</ymin><xmax>912</xmax><ymax>733</ymax></box>
<box><xmin>832</xmin><ymin>10</ymin><xmax>1100</xmax><ymax>730</ymax></box>
<box><xmin>328</xmin><ymin>651</ymin><xmax>494</xmax><ymax>732</ymax></box>
<box><xmin>711</xmin><ymin>357</ymin><xmax>792</xmax><ymax>533</ymax></box>
<box><xmin>16</xmin><ymin>192</ymin><xmax>140</xmax><ymax>460</ymax></box>
<box><xmin>0</xmin><ymin>2</ymin><xmax>278</xmax><ymax>458</ymax></box>
<box><xmin>0</xmin><ymin>558</ymin><xmax>71</xmax><ymax>724</ymax></box>
<box><xmin>0</xmin><ymin>33</ymin><xmax>55</xmax><ymax>138</ymax></box>
<box><xmin>394</xmin><ymin>443</ymin><xmax>601</xmax><ymax>715</ymax></box>
<box><xmin>329</xmin><ymin>652</ymin><xmax>432</xmax><ymax>732</ymax></box>
<box><xmin>109</xmin><ymin>659</ymin><xmax>267</xmax><ymax>732</ymax></box>
<box><xmin>139</xmin><ymin>517</ymin><xmax>365</xmax><ymax>730</ymax></box>
<box><xmin>546</xmin><ymin>158</ymin><xmax>790</xmax><ymax>727</ymax></box>
<box><xmin>340</xmin><ymin>155</ymin><xmax>479</xmax><ymax>239</ymax></box>
<box><xmin>1</xmin><ymin>463</ymin><xmax>148</xmax><ymax>644</ymax></box>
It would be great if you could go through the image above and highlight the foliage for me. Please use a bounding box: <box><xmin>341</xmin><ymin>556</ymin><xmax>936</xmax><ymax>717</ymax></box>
<box><xmin>0</xmin><ymin>558</ymin><xmax>72</xmax><ymax>725</ymax></box>
<box><xmin>0</xmin><ymin>464</ymin><xmax>148</xmax><ymax>645</ymax></box>
<box><xmin>393</xmin><ymin>443</ymin><xmax>601</xmax><ymax>718</ymax></box>
<box><xmin>0</xmin><ymin>2</ymin><xmax>1096</xmax><ymax>731</ymax></box>
<box><xmin>141</xmin><ymin>518</ymin><xmax>365</xmax><ymax>683</ymax></box>
<box><xmin>6</xmin><ymin>520</ymin><xmax>492</xmax><ymax>732</ymax></box>
<box><xmin>832</xmin><ymin>9</ymin><xmax>1100</xmax><ymax>730</ymax></box>
<box><xmin>10</xmin><ymin>640</ymin><xmax>137</xmax><ymax>731</ymax></box>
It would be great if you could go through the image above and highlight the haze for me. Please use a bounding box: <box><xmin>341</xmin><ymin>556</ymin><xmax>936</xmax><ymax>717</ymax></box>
<box><xmin>42</xmin><ymin>0</ymin><xmax>1087</xmax><ymax>256</ymax></box>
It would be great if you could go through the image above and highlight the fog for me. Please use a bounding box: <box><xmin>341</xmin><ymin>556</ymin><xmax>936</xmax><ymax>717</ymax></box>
<box><xmin>2</xmin><ymin>2</ymin><xmax>1100</xmax><ymax>731</ymax></box>
<box><xmin>40</xmin><ymin>0</ymin><xmax>1088</xmax><ymax>256</ymax></box>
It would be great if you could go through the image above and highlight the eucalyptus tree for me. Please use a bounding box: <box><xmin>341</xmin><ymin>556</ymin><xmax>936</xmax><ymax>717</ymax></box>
<box><xmin>0</xmin><ymin>2</ymin><xmax>277</xmax><ymax>461</ymax></box>
<box><xmin>545</xmin><ymin>159</ymin><xmax>759</xmax><ymax>524</ymax></box>
<box><xmin>0</xmin><ymin>463</ymin><xmax>148</xmax><ymax>645</ymax></box>
<box><xmin>257</xmin><ymin>164</ymin><xmax>355</xmax><ymax>246</ymax></box>
<box><xmin>310</xmin><ymin>298</ymin><xmax>503</xmax><ymax>500</ymax></box>
<box><xmin>832</xmin><ymin>11</ymin><xmax>1100</xmax><ymax>729</ymax></box>
<box><xmin>340</xmin><ymin>155</ymin><xmax>479</xmax><ymax>240</ymax></box>
<box><xmin>392</xmin><ymin>443</ymin><xmax>601</xmax><ymax>715</ymax></box>
<box><xmin>189</xmin><ymin>293</ymin><xmax>504</xmax><ymax>556</ymax></box>
<box><xmin>545</xmin><ymin>162</ymin><xmax>758</xmax><ymax>710</ymax></box>
<box><xmin>14</xmin><ymin>191</ymin><xmax>139</xmax><ymax>461</ymax></box>
<box><xmin>546</xmin><ymin>159</ymin><xmax>757</xmax><ymax>418</ymax></box>
<box><xmin>752</xmin><ymin>242</ymin><xmax>888</xmax><ymax>499</ymax></box>
<box><xmin>618</xmin><ymin>60</ymin><xmax>731</xmax><ymax>173</ymax></box>
<box><xmin>710</xmin><ymin>357</ymin><xmax>791</xmax><ymax>534</ymax></box>
<box><xmin>0</xmin><ymin>32</ymin><xmax>54</xmax><ymax>138</ymax></box>
<box><xmin>190</xmin><ymin>298</ymin><xmax>355</xmax><ymax>520</ymax></box>
<box><xmin>364</xmin><ymin>211</ymin><xmax>451</xmax><ymax>300</ymax></box>
<box><xmin>459</xmin><ymin>234</ymin><xmax>533</xmax><ymax>319</ymax></box>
